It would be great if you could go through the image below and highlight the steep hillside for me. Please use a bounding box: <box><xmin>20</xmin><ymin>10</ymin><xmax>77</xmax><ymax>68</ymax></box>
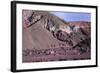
<box><xmin>22</xmin><ymin>10</ymin><xmax>91</xmax><ymax>62</ymax></box>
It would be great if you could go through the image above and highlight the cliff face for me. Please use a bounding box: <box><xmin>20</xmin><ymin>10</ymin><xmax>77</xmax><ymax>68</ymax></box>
<box><xmin>22</xmin><ymin>10</ymin><xmax>91</xmax><ymax>62</ymax></box>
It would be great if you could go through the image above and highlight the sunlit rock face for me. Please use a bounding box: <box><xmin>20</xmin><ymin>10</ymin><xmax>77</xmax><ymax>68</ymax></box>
<box><xmin>22</xmin><ymin>10</ymin><xmax>91</xmax><ymax>63</ymax></box>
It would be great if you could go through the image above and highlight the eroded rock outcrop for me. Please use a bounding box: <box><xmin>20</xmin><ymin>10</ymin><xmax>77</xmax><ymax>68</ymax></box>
<box><xmin>22</xmin><ymin>10</ymin><xmax>91</xmax><ymax>62</ymax></box>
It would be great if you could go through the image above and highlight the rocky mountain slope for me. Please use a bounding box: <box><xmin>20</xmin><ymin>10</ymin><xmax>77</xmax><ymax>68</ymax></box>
<box><xmin>22</xmin><ymin>10</ymin><xmax>91</xmax><ymax>62</ymax></box>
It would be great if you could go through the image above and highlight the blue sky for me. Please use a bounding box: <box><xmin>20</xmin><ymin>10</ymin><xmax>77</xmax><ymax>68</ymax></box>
<box><xmin>51</xmin><ymin>12</ymin><xmax>91</xmax><ymax>22</ymax></box>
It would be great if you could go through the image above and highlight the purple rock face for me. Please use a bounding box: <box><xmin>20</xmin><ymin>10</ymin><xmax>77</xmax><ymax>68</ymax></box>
<box><xmin>22</xmin><ymin>10</ymin><xmax>91</xmax><ymax>63</ymax></box>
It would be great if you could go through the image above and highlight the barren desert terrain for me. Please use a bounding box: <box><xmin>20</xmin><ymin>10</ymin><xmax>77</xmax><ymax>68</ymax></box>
<box><xmin>22</xmin><ymin>10</ymin><xmax>91</xmax><ymax>63</ymax></box>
